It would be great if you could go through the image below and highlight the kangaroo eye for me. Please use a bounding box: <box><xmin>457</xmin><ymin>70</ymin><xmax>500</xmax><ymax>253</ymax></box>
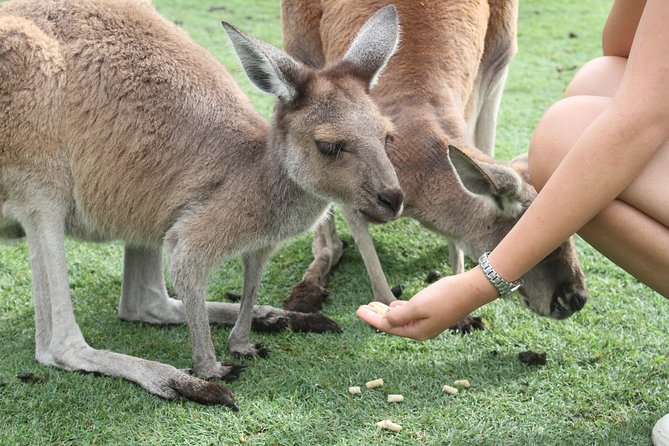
<box><xmin>385</xmin><ymin>134</ymin><xmax>395</xmax><ymax>145</ymax></box>
<box><xmin>315</xmin><ymin>140</ymin><xmax>346</xmax><ymax>156</ymax></box>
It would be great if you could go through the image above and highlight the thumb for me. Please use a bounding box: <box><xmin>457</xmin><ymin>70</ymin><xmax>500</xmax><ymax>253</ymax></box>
<box><xmin>384</xmin><ymin>300</ymin><xmax>424</xmax><ymax>327</ymax></box>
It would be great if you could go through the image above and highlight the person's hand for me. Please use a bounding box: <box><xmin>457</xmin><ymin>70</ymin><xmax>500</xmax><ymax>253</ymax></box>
<box><xmin>356</xmin><ymin>267</ymin><xmax>498</xmax><ymax>340</ymax></box>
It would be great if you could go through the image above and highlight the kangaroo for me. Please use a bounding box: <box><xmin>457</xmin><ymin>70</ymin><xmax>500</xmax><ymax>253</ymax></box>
<box><xmin>281</xmin><ymin>0</ymin><xmax>588</xmax><ymax>328</ymax></box>
<box><xmin>0</xmin><ymin>0</ymin><xmax>402</xmax><ymax>408</ymax></box>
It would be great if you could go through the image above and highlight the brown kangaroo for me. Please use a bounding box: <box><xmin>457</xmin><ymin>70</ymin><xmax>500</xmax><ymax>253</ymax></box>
<box><xmin>281</xmin><ymin>0</ymin><xmax>588</xmax><ymax>329</ymax></box>
<box><xmin>0</xmin><ymin>0</ymin><xmax>403</xmax><ymax>408</ymax></box>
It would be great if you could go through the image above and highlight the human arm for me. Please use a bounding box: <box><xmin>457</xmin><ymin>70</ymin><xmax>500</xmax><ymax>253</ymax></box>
<box><xmin>357</xmin><ymin>0</ymin><xmax>669</xmax><ymax>339</ymax></box>
<box><xmin>602</xmin><ymin>0</ymin><xmax>646</xmax><ymax>57</ymax></box>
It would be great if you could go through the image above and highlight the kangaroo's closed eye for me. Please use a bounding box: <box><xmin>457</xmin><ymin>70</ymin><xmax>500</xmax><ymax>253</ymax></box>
<box><xmin>316</xmin><ymin>140</ymin><xmax>346</xmax><ymax>156</ymax></box>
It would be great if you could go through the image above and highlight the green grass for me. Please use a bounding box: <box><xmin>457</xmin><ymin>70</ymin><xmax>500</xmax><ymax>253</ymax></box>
<box><xmin>1</xmin><ymin>1</ymin><xmax>667</xmax><ymax>445</ymax></box>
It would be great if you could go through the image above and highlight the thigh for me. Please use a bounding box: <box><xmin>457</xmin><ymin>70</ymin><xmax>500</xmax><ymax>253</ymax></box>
<box><xmin>620</xmin><ymin>140</ymin><xmax>669</xmax><ymax>226</ymax></box>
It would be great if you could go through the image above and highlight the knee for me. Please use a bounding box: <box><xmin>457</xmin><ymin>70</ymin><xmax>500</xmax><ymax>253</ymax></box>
<box><xmin>529</xmin><ymin>94</ymin><xmax>610</xmax><ymax>191</ymax></box>
<box><xmin>564</xmin><ymin>56</ymin><xmax>627</xmax><ymax>98</ymax></box>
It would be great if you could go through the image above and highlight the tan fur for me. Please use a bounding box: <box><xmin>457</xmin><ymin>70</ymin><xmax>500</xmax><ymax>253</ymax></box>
<box><xmin>0</xmin><ymin>0</ymin><xmax>402</xmax><ymax>406</ymax></box>
<box><xmin>282</xmin><ymin>0</ymin><xmax>589</xmax><ymax>321</ymax></box>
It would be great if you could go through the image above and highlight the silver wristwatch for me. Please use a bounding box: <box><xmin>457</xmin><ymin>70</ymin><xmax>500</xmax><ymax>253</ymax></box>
<box><xmin>478</xmin><ymin>251</ymin><xmax>523</xmax><ymax>297</ymax></box>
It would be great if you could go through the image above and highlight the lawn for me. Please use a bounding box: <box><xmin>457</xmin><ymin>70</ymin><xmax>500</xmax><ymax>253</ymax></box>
<box><xmin>0</xmin><ymin>0</ymin><xmax>667</xmax><ymax>445</ymax></box>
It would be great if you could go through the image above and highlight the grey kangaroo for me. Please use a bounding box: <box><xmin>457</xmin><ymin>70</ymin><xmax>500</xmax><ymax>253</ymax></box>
<box><xmin>0</xmin><ymin>0</ymin><xmax>403</xmax><ymax>409</ymax></box>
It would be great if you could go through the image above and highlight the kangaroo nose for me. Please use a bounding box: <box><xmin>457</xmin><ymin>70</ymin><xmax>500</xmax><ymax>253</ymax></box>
<box><xmin>377</xmin><ymin>189</ymin><xmax>404</xmax><ymax>215</ymax></box>
<box><xmin>569</xmin><ymin>289</ymin><xmax>588</xmax><ymax>312</ymax></box>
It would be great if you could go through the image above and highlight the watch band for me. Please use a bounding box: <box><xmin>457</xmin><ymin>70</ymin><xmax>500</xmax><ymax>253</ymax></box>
<box><xmin>478</xmin><ymin>251</ymin><xmax>523</xmax><ymax>297</ymax></box>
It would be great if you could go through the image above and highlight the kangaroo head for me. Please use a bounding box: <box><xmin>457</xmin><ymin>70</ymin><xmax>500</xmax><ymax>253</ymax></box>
<box><xmin>448</xmin><ymin>145</ymin><xmax>588</xmax><ymax>319</ymax></box>
<box><xmin>223</xmin><ymin>6</ymin><xmax>403</xmax><ymax>224</ymax></box>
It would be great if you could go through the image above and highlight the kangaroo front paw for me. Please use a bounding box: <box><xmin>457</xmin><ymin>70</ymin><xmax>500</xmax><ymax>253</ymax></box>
<box><xmin>229</xmin><ymin>343</ymin><xmax>270</xmax><ymax>359</ymax></box>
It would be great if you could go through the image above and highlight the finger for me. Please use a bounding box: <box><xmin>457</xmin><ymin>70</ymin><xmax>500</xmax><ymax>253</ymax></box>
<box><xmin>389</xmin><ymin>300</ymin><xmax>407</xmax><ymax>308</ymax></box>
<box><xmin>356</xmin><ymin>306</ymin><xmax>388</xmax><ymax>328</ymax></box>
<box><xmin>356</xmin><ymin>306</ymin><xmax>427</xmax><ymax>339</ymax></box>
<box><xmin>384</xmin><ymin>300</ymin><xmax>424</xmax><ymax>327</ymax></box>
<box><xmin>356</xmin><ymin>306</ymin><xmax>407</xmax><ymax>333</ymax></box>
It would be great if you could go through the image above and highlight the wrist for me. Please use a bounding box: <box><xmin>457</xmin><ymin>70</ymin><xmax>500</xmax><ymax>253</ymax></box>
<box><xmin>465</xmin><ymin>266</ymin><xmax>501</xmax><ymax>304</ymax></box>
<box><xmin>478</xmin><ymin>251</ymin><xmax>523</xmax><ymax>297</ymax></box>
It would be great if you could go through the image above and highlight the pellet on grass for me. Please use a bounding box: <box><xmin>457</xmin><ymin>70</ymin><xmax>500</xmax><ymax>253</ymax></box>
<box><xmin>348</xmin><ymin>386</ymin><xmax>361</xmax><ymax>394</ymax></box>
<box><xmin>453</xmin><ymin>379</ymin><xmax>470</xmax><ymax>388</ymax></box>
<box><xmin>518</xmin><ymin>350</ymin><xmax>547</xmax><ymax>365</ymax></box>
<box><xmin>387</xmin><ymin>394</ymin><xmax>404</xmax><ymax>403</ymax></box>
<box><xmin>376</xmin><ymin>419</ymin><xmax>402</xmax><ymax>432</ymax></box>
<box><xmin>365</xmin><ymin>378</ymin><xmax>384</xmax><ymax>389</ymax></box>
<box><xmin>442</xmin><ymin>384</ymin><xmax>458</xmax><ymax>395</ymax></box>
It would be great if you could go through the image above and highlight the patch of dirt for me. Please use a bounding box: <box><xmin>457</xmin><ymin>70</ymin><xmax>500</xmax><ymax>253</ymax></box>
<box><xmin>518</xmin><ymin>350</ymin><xmax>547</xmax><ymax>366</ymax></box>
<box><xmin>449</xmin><ymin>315</ymin><xmax>485</xmax><ymax>334</ymax></box>
<box><xmin>17</xmin><ymin>373</ymin><xmax>49</xmax><ymax>384</ymax></box>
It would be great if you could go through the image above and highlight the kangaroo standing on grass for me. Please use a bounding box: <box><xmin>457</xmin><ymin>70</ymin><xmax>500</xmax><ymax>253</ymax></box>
<box><xmin>0</xmin><ymin>0</ymin><xmax>402</xmax><ymax>408</ymax></box>
<box><xmin>281</xmin><ymin>0</ymin><xmax>589</xmax><ymax>328</ymax></box>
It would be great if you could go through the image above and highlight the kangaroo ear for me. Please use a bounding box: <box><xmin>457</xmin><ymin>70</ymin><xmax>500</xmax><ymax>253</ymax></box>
<box><xmin>222</xmin><ymin>21</ymin><xmax>305</xmax><ymax>104</ymax></box>
<box><xmin>342</xmin><ymin>5</ymin><xmax>400</xmax><ymax>89</ymax></box>
<box><xmin>448</xmin><ymin>145</ymin><xmax>526</xmax><ymax>218</ymax></box>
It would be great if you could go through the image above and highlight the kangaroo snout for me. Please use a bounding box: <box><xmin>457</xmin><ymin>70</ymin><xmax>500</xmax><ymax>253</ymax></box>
<box><xmin>359</xmin><ymin>186</ymin><xmax>403</xmax><ymax>224</ymax></box>
<box><xmin>549</xmin><ymin>285</ymin><xmax>588</xmax><ymax>319</ymax></box>
<box><xmin>520</xmin><ymin>282</ymin><xmax>588</xmax><ymax>320</ymax></box>
<box><xmin>377</xmin><ymin>188</ymin><xmax>404</xmax><ymax>216</ymax></box>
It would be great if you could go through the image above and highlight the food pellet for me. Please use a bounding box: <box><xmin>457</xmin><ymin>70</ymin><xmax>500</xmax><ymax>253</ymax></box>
<box><xmin>442</xmin><ymin>384</ymin><xmax>458</xmax><ymax>395</ymax></box>
<box><xmin>369</xmin><ymin>301</ymin><xmax>390</xmax><ymax>315</ymax></box>
<box><xmin>453</xmin><ymin>379</ymin><xmax>470</xmax><ymax>388</ymax></box>
<box><xmin>348</xmin><ymin>386</ymin><xmax>361</xmax><ymax>394</ymax></box>
<box><xmin>376</xmin><ymin>419</ymin><xmax>402</xmax><ymax>432</ymax></box>
<box><xmin>387</xmin><ymin>394</ymin><xmax>404</xmax><ymax>403</ymax></box>
<box><xmin>366</xmin><ymin>378</ymin><xmax>384</xmax><ymax>389</ymax></box>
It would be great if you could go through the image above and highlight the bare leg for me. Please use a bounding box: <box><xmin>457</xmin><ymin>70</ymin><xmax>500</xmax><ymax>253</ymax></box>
<box><xmin>529</xmin><ymin>56</ymin><xmax>669</xmax><ymax>297</ymax></box>
<box><xmin>578</xmin><ymin>200</ymin><xmax>669</xmax><ymax>296</ymax></box>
